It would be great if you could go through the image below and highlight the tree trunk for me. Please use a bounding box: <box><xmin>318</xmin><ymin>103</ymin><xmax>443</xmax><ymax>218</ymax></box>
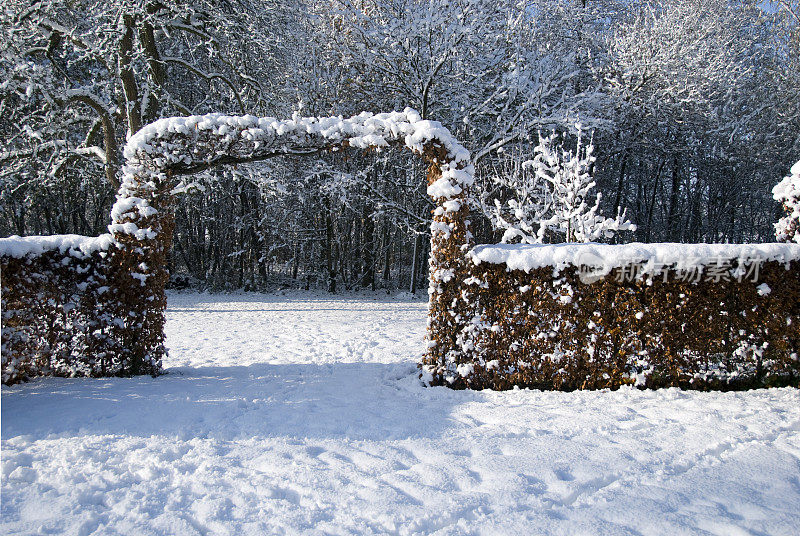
<box><xmin>410</xmin><ymin>231</ymin><xmax>422</xmax><ymax>294</ymax></box>
<box><xmin>667</xmin><ymin>155</ymin><xmax>682</xmax><ymax>242</ymax></box>
<box><xmin>325</xmin><ymin>200</ymin><xmax>336</xmax><ymax>293</ymax></box>
<box><xmin>613</xmin><ymin>149</ymin><xmax>629</xmax><ymax>214</ymax></box>
<box><xmin>645</xmin><ymin>160</ymin><xmax>665</xmax><ymax>242</ymax></box>
<box><xmin>360</xmin><ymin>204</ymin><xmax>375</xmax><ymax>289</ymax></box>
<box><xmin>382</xmin><ymin>222</ymin><xmax>392</xmax><ymax>284</ymax></box>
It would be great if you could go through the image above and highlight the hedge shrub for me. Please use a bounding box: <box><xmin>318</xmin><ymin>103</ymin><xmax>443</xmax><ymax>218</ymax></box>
<box><xmin>421</xmin><ymin>244</ymin><xmax>800</xmax><ymax>390</ymax></box>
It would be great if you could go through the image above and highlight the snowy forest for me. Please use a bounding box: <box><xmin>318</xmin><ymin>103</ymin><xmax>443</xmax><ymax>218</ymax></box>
<box><xmin>3</xmin><ymin>0</ymin><xmax>799</xmax><ymax>292</ymax></box>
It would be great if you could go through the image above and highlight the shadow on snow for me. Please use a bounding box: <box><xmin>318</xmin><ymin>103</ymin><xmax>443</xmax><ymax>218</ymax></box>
<box><xmin>1</xmin><ymin>362</ymin><xmax>465</xmax><ymax>442</ymax></box>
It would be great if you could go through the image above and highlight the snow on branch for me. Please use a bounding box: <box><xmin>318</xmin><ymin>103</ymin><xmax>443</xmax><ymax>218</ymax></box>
<box><xmin>773</xmin><ymin>160</ymin><xmax>800</xmax><ymax>243</ymax></box>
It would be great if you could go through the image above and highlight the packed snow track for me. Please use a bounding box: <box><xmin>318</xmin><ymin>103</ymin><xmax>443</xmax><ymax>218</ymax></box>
<box><xmin>2</xmin><ymin>292</ymin><xmax>799</xmax><ymax>535</ymax></box>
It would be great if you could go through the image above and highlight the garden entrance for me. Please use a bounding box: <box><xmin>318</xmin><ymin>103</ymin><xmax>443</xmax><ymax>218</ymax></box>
<box><xmin>1</xmin><ymin>110</ymin><xmax>475</xmax><ymax>384</ymax></box>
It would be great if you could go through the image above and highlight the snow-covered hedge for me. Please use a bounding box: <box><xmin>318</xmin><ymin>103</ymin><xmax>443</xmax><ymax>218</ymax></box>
<box><xmin>114</xmin><ymin>110</ymin><xmax>477</xmax><ymax>395</ymax></box>
<box><xmin>0</xmin><ymin>234</ymin><xmax>163</xmax><ymax>384</ymax></box>
<box><xmin>2</xmin><ymin>109</ymin><xmax>475</xmax><ymax>385</ymax></box>
<box><xmin>10</xmin><ymin>108</ymin><xmax>798</xmax><ymax>392</ymax></box>
<box><xmin>469</xmin><ymin>242</ymin><xmax>800</xmax><ymax>275</ymax></box>
<box><xmin>419</xmin><ymin>242</ymin><xmax>800</xmax><ymax>390</ymax></box>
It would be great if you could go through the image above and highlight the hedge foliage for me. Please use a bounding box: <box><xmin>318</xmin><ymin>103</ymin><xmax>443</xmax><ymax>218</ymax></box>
<box><xmin>1</xmin><ymin>241</ymin><xmax>165</xmax><ymax>385</ymax></box>
<box><xmin>420</xmin><ymin>258</ymin><xmax>800</xmax><ymax>390</ymax></box>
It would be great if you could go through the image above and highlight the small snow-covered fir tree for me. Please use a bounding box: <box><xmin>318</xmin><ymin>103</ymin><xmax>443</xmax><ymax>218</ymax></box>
<box><xmin>485</xmin><ymin>146</ymin><xmax>554</xmax><ymax>244</ymax></box>
<box><xmin>490</xmin><ymin>127</ymin><xmax>635</xmax><ymax>243</ymax></box>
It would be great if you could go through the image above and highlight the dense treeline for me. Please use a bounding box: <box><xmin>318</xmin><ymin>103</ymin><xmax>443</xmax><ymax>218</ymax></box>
<box><xmin>2</xmin><ymin>0</ymin><xmax>799</xmax><ymax>291</ymax></box>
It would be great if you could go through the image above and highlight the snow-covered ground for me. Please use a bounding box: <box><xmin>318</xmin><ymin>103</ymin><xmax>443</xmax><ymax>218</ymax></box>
<box><xmin>3</xmin><ymin>292</ymin><xmax>800</xmax><ymax>535</ymax></box>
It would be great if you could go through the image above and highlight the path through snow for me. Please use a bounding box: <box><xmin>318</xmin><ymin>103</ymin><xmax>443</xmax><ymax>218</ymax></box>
<box><xmin>2</xmin><ymin>292</ymin><xmax>800</xmax><ymax>535</ymax></box>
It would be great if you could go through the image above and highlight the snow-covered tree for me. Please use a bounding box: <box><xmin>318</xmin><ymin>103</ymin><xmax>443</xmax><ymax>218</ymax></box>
<box><xmin>490</xmin><ymin>128</ymin><xmax>635</xmax><ymax>244</ymax></box>
<box><xmin>0</xmin><ymin>0</ymin><xmax>299</xmax><ymax>232</ymax></box>
<box><xmin>484</xmin><ymin>147</ymin><xmax>553</xmax><ymax>244</ymax></box>
<box><xmin>597</xmin><ymin>0</ymin><xmax>789</xmax><ymax>242</ymax></box>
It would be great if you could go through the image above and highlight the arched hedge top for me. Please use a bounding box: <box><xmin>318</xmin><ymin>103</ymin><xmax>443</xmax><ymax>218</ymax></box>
<box><xmin>109</xmin><ymin>108</ymin><xmax>475</xmax><ymax>242</ymax></box>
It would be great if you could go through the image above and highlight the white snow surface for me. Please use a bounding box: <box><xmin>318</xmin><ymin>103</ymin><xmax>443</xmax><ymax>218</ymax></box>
<box><xmin>0</xmin><ymin>233</ymin><xmax>115</xmax><ymax>259</ymax></box>
<box><xmin>470</xmin><ymin>241</ymin><xmax>800</xmax><ymax>273</ymax></box>
<box><xmin>3</xmin><ymin>292</ymin><xmax>799</xmax><ymax>535</ymax></box>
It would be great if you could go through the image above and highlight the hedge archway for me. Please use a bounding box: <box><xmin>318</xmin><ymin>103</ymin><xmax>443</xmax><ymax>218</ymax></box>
<box><xmin>109</xmin><ymin>109</ymin><xmax>475</xmax><ymax>378</ymax></box>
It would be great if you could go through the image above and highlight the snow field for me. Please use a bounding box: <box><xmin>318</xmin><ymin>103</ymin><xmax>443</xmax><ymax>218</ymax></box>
<box><xmin>2</xmin><ymin>292</ymin><xmax>800</xmax><ymax>535</ymax></box>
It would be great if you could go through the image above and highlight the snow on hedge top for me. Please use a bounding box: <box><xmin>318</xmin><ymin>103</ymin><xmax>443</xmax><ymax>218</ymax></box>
<box><xmin>773</xmin><ymin>160</ymin><xmax>800</xmax><ymax>243</ymax></box>
<box><xmin>0</xmin><ymin>233</ymin><xmax>115</xmax><ymax>259</ymax></box>
<box><xmin>122</xmin><ymin>108</ymin><xmax>471</xmax><ymax>182</ymax></box>
<box><xmin>112</xmin><ymin>109</ymin><xmax>473</xmax><ymax>238</ymax></box>
<box><xmin>470</xmin><ymin>242</ymin><xmax>800</xmax><ymax>274</ymax></box>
